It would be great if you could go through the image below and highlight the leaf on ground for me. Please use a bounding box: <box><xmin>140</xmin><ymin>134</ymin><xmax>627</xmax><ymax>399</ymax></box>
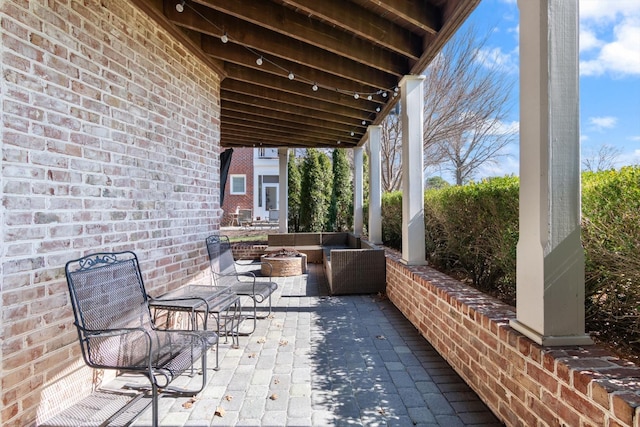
<box><xmin>273</xmin><ymin>378</ymin><xmax>280</xmax><ymax>384</ymax></box>
<box><xmin>248</xmin><ymin>352</ymin><xmax>257</xmax><ymax>358</ymax></box>
<box><xmin>376</xmin><ymin>335</ymin><xmax>386</xmax><ymax>340</ymax></box>
<box><xmin>378</xmin><ymin>407</ymin><xmax>386</xmax><ymax>415</ymax></box>
<box><xmin>257</xmin><ymin>337</ymin><xmax>267</xmax><ymax>343</ymax></box>
<box><xmin>279</xmin><ymin>340</ymin><xmax>288</xmax><ymax>346</ymax></box>
<box><xmin>214</xmin><ymin>406</ymin><xmax>226</xmax><ymax>417</ymax></box>
<box><xmin>224</xmin><ymin>395</ymin><xmax>233</xmax><ymax>401</ymax></box>
<box><xmin>182</xmin><ymin>397</ymin><xmax>197</xmax><ymax>409</ymax></box>
<box><xmin>269</xmin><ymin>393</ymin><xmax>279</xmax><ymax>400</ymax></box>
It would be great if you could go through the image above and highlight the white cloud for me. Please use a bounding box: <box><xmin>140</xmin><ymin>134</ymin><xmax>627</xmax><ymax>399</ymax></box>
<box><xmin>588</xmin><ymin>116</ymin><xmax>618</xmax><ymax>131</ymax></box>
<box><xmin>475</xmin><ymin>47</ymin><xmax>519</xmax><ymax>74</ymax></box>
<box><xmin>630</xmin><ymin>136</ymin><xmax>640</xmax><ymax>141</ymax></box>
<box><xmin>579</xmin><ymin>0</ymin><xmax>640</xmax><ymax>77</ymax></box>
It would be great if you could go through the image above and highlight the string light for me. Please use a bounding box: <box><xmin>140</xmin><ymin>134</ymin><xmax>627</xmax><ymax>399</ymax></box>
<box><xmin>182</xmin><ymin>3</ymin><xmax>402</xmax><ymax>143</ymax></box>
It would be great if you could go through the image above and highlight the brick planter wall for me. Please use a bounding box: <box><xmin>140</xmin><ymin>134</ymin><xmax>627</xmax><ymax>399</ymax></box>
<box><xmin>1</xmin><ymin>1</ymin><xmax>221</xmax><ymax>424</ymax></box>
<box><xmin>385</xmin><ymin>248</ymin><xmax>640</xmax><ymax>427</ymax></box>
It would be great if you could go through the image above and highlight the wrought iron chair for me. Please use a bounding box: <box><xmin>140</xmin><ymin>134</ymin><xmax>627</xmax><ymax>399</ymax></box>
<box><xmin>206</xmin><ymin>234</ymin><xmax>278</xmax><ymax>334</ymax></box>
<box><xmin>65</xmin><ymin>251</ymin><xmax>218</xmax><ymax>427</ymax></box>
<box><xmin>237</xmin><ymin>209</ymin><xmax>253</xmax><ymax>228</ymax></box>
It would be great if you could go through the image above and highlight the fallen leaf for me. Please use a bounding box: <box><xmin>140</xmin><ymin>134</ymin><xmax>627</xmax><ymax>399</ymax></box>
<box><xmin>376</xmin><ymin>335</ymin><xmax>386</xmax><ymax>340</ymax></box>
<box><xmin>257</xmin><ymin>337</ymin><xmax>266</xmax><ymax>343</ymax></box>
<box><xmin>279</xmin><ymin>340</ymin><xmax>288</xmax><ymax>346</ymax></box>
<box><xmin>248</xmin><ymin>352</ymin><xmax>257</xmax><ymax>358</ymax></box>
<box><xmin>273</xmin><ymin>378</ymin><xmax>280</xmax><ymax>384</ymax></box>
<box><xmin>269</xmin><ymin>393</ymin><xmax>278</xmax><ymax>400</ymax></box>
<box><xmin>214</xmin><ymin>406</ymin><xmax>226</xmax><ymax>417</ymax></box>
<box><xmin>378</xmin><ymin>407</ymin><xmax>386</xmax><ymax>415</ymax></box>
<box><xmin>182</xmin><ymin>397</ymin><xmax>197</xmax><ymax>409</ymax></box>
<box><xmin>224</xmin><ymin>395</ymin><xmax>233</xmax><ymax>401</ymax></box>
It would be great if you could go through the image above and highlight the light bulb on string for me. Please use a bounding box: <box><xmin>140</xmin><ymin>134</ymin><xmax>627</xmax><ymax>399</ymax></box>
<box><xmin>375</xmin><ymin>107</ymin><xmax>381</xmax><ymax>112</ymax></box>
<box><xmin>312</xmin><ymin>83</ymin><xmax>318</xmax><ymax>91</ymax></box>
<box><xmin>256</xmin><ymin>56</ymin><xmax>263</xmax><ymax>66</ymax></box>
<box><xmin>353</xmin><ymin>93</ymin><xmax>359</xmax><ymax>99</ymax></box>
<box><xmin>288</xmin><ymin>72</ymin><xmax>295</xmax><ymax>80</ymax></box>
<box><xmin>367</xmin><ymin>95</ymin><xmax>372</xmax><ymax>100</ymax></box>
<box><xmin>362</xmin><ymin>120</ymin><xmax>366</xmax><ymax>125</ymax></box>
<box><xmin>382</xmin><ymin>92</ymin><xmax>387</xmax><ymax>98</ymax></box>
<box><xmin>176</xmin><ymin>0</ymin><xmax>185</xmax><ymax>12</ymax></box>
<box><xmin>220</xmin><ymin>33</ymin><xmax>228</xmax><ymax>43</ymax></box>
<box><xmin>350</xmin><ymin>132</ymin><xmax>355</xmax><ymax>137</ymax></box>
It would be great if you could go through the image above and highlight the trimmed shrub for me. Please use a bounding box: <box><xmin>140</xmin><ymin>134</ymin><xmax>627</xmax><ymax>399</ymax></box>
<box><xmin>582</xmin><ymin>166</ymin><xmax>640</xmax><ymax>356</ymax></box>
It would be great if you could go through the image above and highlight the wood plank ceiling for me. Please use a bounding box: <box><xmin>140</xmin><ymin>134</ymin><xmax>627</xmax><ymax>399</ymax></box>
<box><xmin>133</xmin><ymin>0</ymin><xmax>480</xmax><ymax>149</ymax></box>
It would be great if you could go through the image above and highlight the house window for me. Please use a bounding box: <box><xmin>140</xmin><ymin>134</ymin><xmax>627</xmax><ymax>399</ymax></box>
<box><xmin>230</xmin><ymin>175</ymin><xmax>246</xmax><ymax>195</ymax></box>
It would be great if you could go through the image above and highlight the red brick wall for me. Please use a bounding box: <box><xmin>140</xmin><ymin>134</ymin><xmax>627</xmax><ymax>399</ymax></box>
<box><xmin>222</xmin><ymin>147</ymin><xmax>254</xmax><ymax>224</ymax></box>
<box><xmin>0</xmin><ymin>0</ymin><xmax>221</xmax><ymax>424</ymax></box>
<box><xmin>385</xmin><ymin>248</ymin><xmax>640</xmax><ymax>427</ymax></box>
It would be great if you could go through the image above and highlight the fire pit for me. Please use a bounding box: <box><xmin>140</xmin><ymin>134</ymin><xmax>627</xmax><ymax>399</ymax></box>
<box><xmin>261</xmin><ymin>248</ymin><xmax>307</xmax><ymax>277</ymax></box>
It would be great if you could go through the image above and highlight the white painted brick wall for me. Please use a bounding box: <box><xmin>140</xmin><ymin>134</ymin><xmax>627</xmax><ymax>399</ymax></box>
<box><xmin>1</xmin><ymin>0</ymin><xmax>222</xmax><ymax>424</ymax></box>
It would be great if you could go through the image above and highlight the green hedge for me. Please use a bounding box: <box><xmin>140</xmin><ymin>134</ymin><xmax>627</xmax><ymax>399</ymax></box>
<box><xmin>382</xmin><ymin>167</ymin><xmax>640</xmax><ymax>357</ymax></box>
<box><xmin>582</xmin><ymin>167</ymin><xmax>640</xmax><ymax>354</ymax></box>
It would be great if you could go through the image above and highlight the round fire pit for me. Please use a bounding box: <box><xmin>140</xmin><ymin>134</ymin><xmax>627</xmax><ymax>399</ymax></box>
<box><xmin>261</xmin><ymin>249</ymin><xmax>307</xmax><ymax>277</ymax></box>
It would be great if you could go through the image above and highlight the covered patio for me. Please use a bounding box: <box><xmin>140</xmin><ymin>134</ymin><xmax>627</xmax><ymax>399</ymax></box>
<box><xmin>2</xmin><ymin>0</ymin><xmax>639</xmax><ymax>426</ymax></box>
<box><xmin>44</xmin><ymin>262</ymin><xmax>502</xmax><ymax>426</ymax></box>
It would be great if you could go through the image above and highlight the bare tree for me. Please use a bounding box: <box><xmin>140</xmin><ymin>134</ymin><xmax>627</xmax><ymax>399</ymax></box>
<box><xmin>379</xmin><ymin>25</ymin><xmax>516</xmax><ymax>186</ymax></box>
<box><xmin>582</xmin><ymin>144</ymin><xmax>621</xmax><ymax>172</ymax></box>
<box><xmin>423</xmin><ymin>26</ymin><xmax>516</xmax><ymax>185</ymax></box>
<box><xmin>380</xmin><ymin>113</ymin><xmax>403</xmax><ymax>191</ymax></box>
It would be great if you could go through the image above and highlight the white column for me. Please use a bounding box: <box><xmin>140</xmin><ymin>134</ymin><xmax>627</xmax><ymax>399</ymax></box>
<box><xmin>353</xmin><ymin>147</ymin><xmax>364</xmax><ymax>237</ymax></box>
<box><xmin>400</xmin><ymin>75</ymin><xmax>426</xmax><ymax>265</ymax></box>
<box><xmin>510</xmin><ymin>0</ymin><xmax>592</xmax><ymax>346</ymax></box>
<box><xmin>368</xmin><ymin>126</ymin><xmax>383</xmax><ymax>244</ymax></box>
<box><xmin>278</xmin><ymin>148</ymin><xmax>289</xmax><ymax>233</ymax></box>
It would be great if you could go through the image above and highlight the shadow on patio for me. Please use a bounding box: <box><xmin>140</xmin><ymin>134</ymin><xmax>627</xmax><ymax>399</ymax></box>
<box><xmin>106</xmin><ymin>263</ymin><xmax>503</xmax><ymax>426</ymax></box>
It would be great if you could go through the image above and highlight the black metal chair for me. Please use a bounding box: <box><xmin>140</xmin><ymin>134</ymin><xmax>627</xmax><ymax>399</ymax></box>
<box><xmin>206</xmin><ymin>235</ymin><xmax>278</xmax><ymax>334</ymax></box>
<box><xmin>65</xmin><ymin>251</ymin><xmax>218</xmax><ymax>427</ymax></box>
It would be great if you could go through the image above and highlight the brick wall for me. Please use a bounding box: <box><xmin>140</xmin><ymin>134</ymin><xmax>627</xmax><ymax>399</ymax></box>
<box><xmin>385</xmin><ymin>249</ymin><xmax>640</xmax><ymax>427</ymax></box>
<box><xmin>222</xmin><ymin>147</ymin><xmax>254</xmax><ymax>225</ymax></box>
<box><xmin>1</xmin><ymin>0</ymin><xmax>221</xmax><ymax>424</ymax></box>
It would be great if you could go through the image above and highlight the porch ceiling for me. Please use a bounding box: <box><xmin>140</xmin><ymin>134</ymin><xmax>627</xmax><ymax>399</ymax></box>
<box><xmin>133</xmin><ymin>0</ymin><xmax>480</xmax><ymax>149</ymax></box>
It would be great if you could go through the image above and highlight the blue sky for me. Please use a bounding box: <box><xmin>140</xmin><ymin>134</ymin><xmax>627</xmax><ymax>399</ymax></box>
<box><xmin>458</xmin><ymin>0</ymin><xmax>640</xmax><ymax>178</ymax></box>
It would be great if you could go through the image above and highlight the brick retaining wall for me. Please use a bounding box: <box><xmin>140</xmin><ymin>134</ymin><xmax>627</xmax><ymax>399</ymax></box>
<box><xmin>385</xmin><ymin>248</ymin><xmax>640</xmax><ymax>427</ymax></box>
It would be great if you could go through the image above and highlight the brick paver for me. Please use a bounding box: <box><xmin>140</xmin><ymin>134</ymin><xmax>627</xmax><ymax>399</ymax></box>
<box><xmin>112</xmin><ymin>263</ymin><xmax>503</xmax><ymax>426</ymax></box>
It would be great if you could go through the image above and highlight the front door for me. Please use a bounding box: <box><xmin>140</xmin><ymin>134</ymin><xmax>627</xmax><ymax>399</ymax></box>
<box><xmin>263</xmin><ymin>184</ymin><xmax>278</xmax><ymax>218</ymax></box>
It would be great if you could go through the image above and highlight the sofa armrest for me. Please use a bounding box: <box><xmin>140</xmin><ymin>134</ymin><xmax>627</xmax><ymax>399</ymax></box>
<box><xmin>328</xmin><ymin>248</ymin><xmax>386</xmax><ymax>295</ymax></box>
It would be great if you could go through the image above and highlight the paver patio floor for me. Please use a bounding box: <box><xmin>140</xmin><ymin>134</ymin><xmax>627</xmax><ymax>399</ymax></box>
<box><xmin>108</xmin><ymin>263</ymin><xmax>503</xmax><ymax>426</ymax></box>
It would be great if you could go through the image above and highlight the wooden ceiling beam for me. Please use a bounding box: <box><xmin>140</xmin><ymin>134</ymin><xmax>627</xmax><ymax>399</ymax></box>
<box><xmin>221</xmin><ymin>105</ymin><xmax>357</xmax><ymax>136</ymax></box>
<box><xmin>222</xmin><ymin>115</ymin><xmax>360</xmax><ymax>143</ymax></box>
<box><xmin>220</xmin><ymin>124</ymin><xmax>351</xmax><ymax>146</ymax></box>
<box><xmin>165</xmin><ymin>2</ymin><xmax>402</xmax><ymax>86</ymax></box>
<box><xmin>278</xmin><ymin>0</ymin><xmax>423</xmax><ymax>59</ymax></box>
<box><xmin>201</xmin><ymin>36</ymin><xmax>387</xmax><ymax>103</ymax></box>
<box><xmin>220</xmin><ymin>82</ymin><xmax>381</xmax><ymax>121</ymax></box>
<box><xmin>221</xmin><ymin>91</ymin><xmax>363</xmax><ymax>127</ymax></box>
<box><xmin>222</xmin><ymin>64</ymin><xmax>384</xmax><ymax>118</ymax></box>
<box><xmin>356</xmin><ymin>0</ymin><xmax>441</xmax><ymax>35</ymax></box>
<box><xmin>189</xmin><ymin>0</ymin><xmax>412</xmax><ymax>74</ymax></box>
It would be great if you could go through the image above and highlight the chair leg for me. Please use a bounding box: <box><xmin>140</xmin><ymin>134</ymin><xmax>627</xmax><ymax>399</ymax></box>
<box><xmin>151</xmin><ymin>382</ymin><xmax>159</xmax><ymax>427</ymax></box>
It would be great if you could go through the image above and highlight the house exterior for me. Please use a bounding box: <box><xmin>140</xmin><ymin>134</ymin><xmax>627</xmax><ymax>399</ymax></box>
<box><xmin>222</xmin><ymin>147</ymin><xmax>280</xmax><ymax>225</ymax></box>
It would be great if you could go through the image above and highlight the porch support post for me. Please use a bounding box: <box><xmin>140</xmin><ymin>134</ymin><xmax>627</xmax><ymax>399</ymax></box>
<box><xmin>353</xmin><ymin>146</ymin><xmax>364</xmax><ymax>237</ymax></box>
<box><xmin>400</xmin><ymin>75</ymin><xmax>426</xmax><ymax>265</ymax></box>
<box><xmin>278</xmin><ymin>148</ymin><xmax>288</xmax><ymax>233</ymax></box>
<box><xmin>368</xmin><ymin>125</ymin><xmax>383</xmax><ymax>244</ymax></box>
<box><xmin>510</xmin><ymin>0</ymin><xmax>592</xmax><ymax>346</ymax></box>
